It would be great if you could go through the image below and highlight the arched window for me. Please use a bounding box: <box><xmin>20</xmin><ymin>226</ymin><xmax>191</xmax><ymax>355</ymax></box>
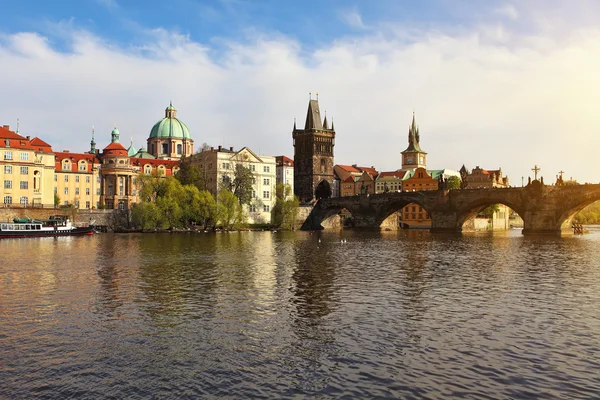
<box><xmin>177</xmin><ymin>144</ymin><xmax>182</xmax><ymax>154</ymax></box>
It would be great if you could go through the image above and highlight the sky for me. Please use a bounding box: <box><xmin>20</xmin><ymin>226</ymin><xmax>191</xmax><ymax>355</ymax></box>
<box><xmin>1</xmin><ymin>0</ymin><xmax>600</xmax><ymax>184</ymax></box>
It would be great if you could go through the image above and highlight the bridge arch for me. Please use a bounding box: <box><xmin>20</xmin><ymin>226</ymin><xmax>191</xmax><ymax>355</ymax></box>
<box><xmin>554</xmin><ymin>192</ymin><xmax>600</xmax><ymax>231</ymax></box>
<box><xmin>373</xmin><ymin>196</ymin><xmax>432</xmax><ymax>229</ymax></box>
<box><xmin>455</xmin><ymin>197</ymin><xmax>524</xmax><ymax>231</ymax></box>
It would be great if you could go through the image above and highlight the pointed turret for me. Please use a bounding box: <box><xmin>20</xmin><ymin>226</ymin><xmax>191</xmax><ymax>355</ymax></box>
<box><xmin>331</xmin><ymin>117</ymin><xmax>335</xmax><ymax>131</ymax></box>
<box><xmin>323</xmin><ymin>114</ymin><xmax>329</xmax><ymax>130</ymax></box>
<box><xmin>304</xmin><ymin>99</ymin><xmax>323</xmax><ymax>130</ymax></box>
<box><xmin>403</xmin><ymin>112</ymin><xmax>424</xmax><ymax>153</ymax></box>
<box><xmin>90</xmin><ymin>125</ymin><xmax>96</xmax><ymax>154</ymax></box>
<box><xmin>293</xmin><ymin>118</ymin><xmax>297</xmax><ymax>131</ymax></box>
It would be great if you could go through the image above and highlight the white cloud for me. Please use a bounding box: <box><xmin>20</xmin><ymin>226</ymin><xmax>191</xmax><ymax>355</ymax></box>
<box><xmin>1</xmin><ymin>13</ymin><xmax>600</xmax><ymax>185</ymax></box>
<box><xmin>495</xmin><ymin>4</ymin><xmax>519</xmax><ymax>20</ymax></box>
<box><xmin>339</xmin><ymin>7</ymin><xmax>366</xmax><ymax>30</ymax></box>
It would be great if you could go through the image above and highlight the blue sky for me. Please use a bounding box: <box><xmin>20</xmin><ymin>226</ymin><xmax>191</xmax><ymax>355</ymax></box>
<box><xmin>2</xmin><ymin>1</ymin><xmax>600</xmax><ymax>184</ymax></box>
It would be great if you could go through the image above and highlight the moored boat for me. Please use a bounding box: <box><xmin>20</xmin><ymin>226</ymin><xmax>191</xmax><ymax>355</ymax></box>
<box><xmin>0</xmin><ymin>215</ymin><xmax>95</xmax><ymax>239</ymax></box>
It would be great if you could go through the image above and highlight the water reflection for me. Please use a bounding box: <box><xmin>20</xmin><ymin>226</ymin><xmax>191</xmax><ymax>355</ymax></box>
<box><xmin>2</xmin><ymin>230</ymin><xmax>600</xmax><ymax>398</ymax></box>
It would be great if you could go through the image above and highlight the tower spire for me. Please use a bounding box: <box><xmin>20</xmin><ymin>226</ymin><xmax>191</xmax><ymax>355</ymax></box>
<box><xmin>90</xmin><ymin>125</ymin><xmax>96</xmax><ymax>154</ymax></box>
<box><xmin>323</xmin><ymin>110</ymin><xmax>329</xmax><ymax>129</ymax></box>
<box><xmin>304</xmin><ymin>98</ymin><xmax>323</xmax><ymax>130</ymax></box>
<box><xmin>16</xmin><ymin>118</ymin><xmax>19</xmax><ymax>133</ymax></box>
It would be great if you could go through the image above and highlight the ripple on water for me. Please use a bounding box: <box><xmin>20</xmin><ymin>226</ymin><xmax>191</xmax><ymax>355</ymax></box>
<box><xmin>1</xmin><ymin>231</ymin><xmax>600</xmax><ymax>398</ymax></box>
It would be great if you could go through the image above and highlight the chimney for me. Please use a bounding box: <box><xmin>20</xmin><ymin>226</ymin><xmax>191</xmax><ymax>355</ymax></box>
<box><xmin>210</xmin><ymin>147</ymin><xmax>214</xmax><ymax>151</ymax></box>
<box><xmin>2</xmin><ymin>125</ymin><xmax>9</xmax><ymax>130</ymax></box>
<box><xmin>229</xmin><ymin>146</ymin><xmax>234</xmax><ymax>151</ymax></box>
<box><xmin>218</xmin><ymin>145</ymin><xmax>222</xmax><ymax>151</ymax></box>
<box><xmin>26</xmin><ymin>136</ymin><xmax>30</xmax><ymax>140</ymax></box>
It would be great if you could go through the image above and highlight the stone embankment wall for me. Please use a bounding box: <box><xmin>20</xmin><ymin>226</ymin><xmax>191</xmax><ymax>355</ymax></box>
<box><xmin>0</xmin><ymin>207</ymin><xmax>115</xmax><ymax>228</ymax></box>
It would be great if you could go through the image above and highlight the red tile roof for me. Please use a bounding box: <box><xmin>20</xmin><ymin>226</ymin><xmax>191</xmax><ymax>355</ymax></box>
<box><xmin>378</xmin><ymin>171</ymin><xmax>406</xmax><ymax>179</ymax></box>
<box><xmin>0</xmin><ymin>125</ymin><xmax>35</xmax><ymax>150</ymax></box>
<box><xmin>103</xmin><ymin>142</ymin><xmax>128</xmax><ymax>156</ymax></box>
<box><xmin>276</xmin><ymin>155</ymin><xmax>294</xmax><ymax>167</ymax></box>
<box><xmin>30</xmin><ymin>137</ymin><xmax>53</xmax><ymax>153</ymax></box>
<box><xmin>55</xmin><ymin>151</ymin><xmax>100</xmax><ymax>172</ymax></box>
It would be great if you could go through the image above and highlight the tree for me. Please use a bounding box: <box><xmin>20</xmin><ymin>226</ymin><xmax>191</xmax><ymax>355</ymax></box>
<box><xmin>131</xmin><ymin>202</ymin><xmax>162</xmax><ymax>230</ymax></box>
<box><xmin>176</xmin><ymin>156</ymin><xmax>206</xmax><ymax>191</ymax></box>
<box><xmin>197</xmin><ymin>190</ymin><xmax>219</xmax><ymax>229</ymax></box>
<box><xmin>229</xmin><ymin>163</ymin><xmax>255</xmax><ymax>205</ymax></box>
<box><xmin>272</xmin><ymin>183</ymin><xmax>300</xmax><ymax>230</ymax></box>
<box><xmin>446</xmin><ymin>176</ymin><xmax>461</xmax><ymax>190</ymax></box>
<box><xmin>480</xmin><ymin>204</ymin><xmax>500</xmax><ymax>219</ymax></box>
<box><xmin>218</xmin><ymin>188</ymin><xmax>244</xmax><ymax>229</ymax></box>
<box><xmin>54</xmin><ymin>192</ymin><xmax>61</xmax><ymax>208</ymax></box>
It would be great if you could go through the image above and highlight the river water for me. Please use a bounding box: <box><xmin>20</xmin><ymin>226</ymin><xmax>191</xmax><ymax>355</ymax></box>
<box><xmin>1</xmin><ymin>228</ymin><xmax>600</xmax><ymax>399</ymax></box>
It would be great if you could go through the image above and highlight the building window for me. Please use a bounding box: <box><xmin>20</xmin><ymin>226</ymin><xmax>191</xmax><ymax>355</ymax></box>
<box><xmin>86</xmin><ymin>201</ymin><xmax>90</xmax><ymax>209</ymax></box>
<box><xmin>75</xmin><ymin>188</ymin><xmax>80</xmax><ymax>195</ymax></box>
<box><xmin>20</xmin><ymin>152</ymin><xmax>29</xmax><ymax>161</ymax></box>
<box><xmin>4</xmin><ymin>165</ymin><xmax>12</xmax><ymax>174</ymax></box>
<box><xmin>4</xmin><ymin>180</ymin><xmax>12</xmax><ymax>189</ymax></box>
<box><xmin>79</xmin><ymin>163</ymin><xmax>87</xmax><ymax>171</ymax></box>
<box><xmin>64</xmin><ymin>188</ymin><xmax>69</xmax><ymax>195</ymax></box>
<box><xmin>65</xmin><ymin>175</ymin><xmax>69</xmax><ymax>182</ymax></box>
<box><xmin>252</xmin><ymin>190</ymin><xmax>256</xmax><ymax>198</ymax></box>
<box><xmin>96</xmin><ymin>188</ymin><xmax>100</xmax><ymax>196</ymax></box>
<box><xmin>263</xmin><ymin>178</ymin><xmax>270</xmax><ymax>185</ymax></box>
<box><xmin>177</xmin><ymin>144</ymin><xmax>182</xmax><ymax>154</ymax></box>
<box><xmin>263</xmin><ymin>166</ymin><xmax>270</xmax><ymax>173</ymax></box>
<box><xmin>19</xmin><ymin>166</ymin><xmax>28</xmax><ymax>175</ymax></box>
<box><xmin>4</xmin><ymin>196</ymin><xmax>12</xmax><ymax>204</ymax></box>
<box><xmin>249</xmin><ymin>165</ymin><xmax>255</xmax><ymax>171</ymax></box>
<box><xmin>86</xmin><ymin>188</ymin><xmax>90</xmax><ymax>195</ymax></box>
<box><xmin>75</xmin><ymin>199</ymin><xmax>80</xmax><ymax>208</ymax></box>
<box><xmin>263</xmin><ymin>205</ymin><xmax>270</xmax><ymax>212</ymax></box>
<box><xmin>119</xmin><ymin>177</ymin><xmax>125</xmax><ymax>195</ymax></box>
<box><xmin>162</xmin><ymin>143</ymin><xmax>168</xmax><ymax>154</ymax></box>
<box><xmin>263</xmin><ymin>191</ymin><xmax>270</xmax><ymax>199</ymax></box>
<box><xmin>86</xmin><ymin>176</ymin><xmax>90</xmax><ymax>183</ymax></box>
<box><xmin>223</xmin><ymin>162</ymin><xmax>230</xmax><ymax>170</ymax></box>
<box><xmin>20</xmin><ymin>181</ymin><xmax>28</xmax><ymax>189</ymax></box>
<box><xmin>249</xmin><ymin>205</ymin><xmax>256</xmax><ymax>213</ymax></box>
<box><xmin>97</xmin><ymin>176</ymin><xmax>101</xmax><ymax>183</ymax></box>
<box><xmin>75</xmin><ymin>176</ymin><xmax>80</xmax><ymax>183</ymax></box>
<box><xmin>4</xmin><ymin>151</ymin><xmax>13</xmax><ymax>160</ymax></box>
<box><xmin>20</xmin><ymin>196</ymin><xmax>28</xmax><ymax>205</ymax></box>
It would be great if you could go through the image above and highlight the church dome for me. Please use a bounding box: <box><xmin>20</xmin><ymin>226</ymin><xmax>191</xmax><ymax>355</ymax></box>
<box><xmin>148</xmin><ymin>102</ymin><xmax>192</xmax><ymax>140</ymax></box>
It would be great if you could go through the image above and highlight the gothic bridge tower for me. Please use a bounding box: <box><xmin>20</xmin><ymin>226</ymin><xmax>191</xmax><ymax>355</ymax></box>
<box><xmin>401</xmin><ymin>112</ymin><xmax>427</xmax><ymax>171</ymax></box>
<box><xmin>292</xmin><ymin>97</ymin><xmax>336</xmax><ymax>202</ymax></box>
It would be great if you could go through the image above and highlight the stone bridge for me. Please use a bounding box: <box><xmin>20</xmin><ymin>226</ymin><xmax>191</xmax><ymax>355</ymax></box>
<box><xmin>301</xmin><ymin>182</ymin><xmax>600</xmax><ymax>235</ymax></box>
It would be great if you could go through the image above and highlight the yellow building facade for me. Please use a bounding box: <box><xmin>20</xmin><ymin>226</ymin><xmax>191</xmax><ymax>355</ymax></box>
<box><xmin>0</xmin><ymin>125</ymin><xmax>55</xmax><ymax>208</ymax></box>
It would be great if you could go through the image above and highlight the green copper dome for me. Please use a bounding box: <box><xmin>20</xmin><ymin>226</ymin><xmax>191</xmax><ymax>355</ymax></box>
<box><xmin>148</xmin><ymin>102</ymin><xmax>192</xmax><ymax>140</ymax></box>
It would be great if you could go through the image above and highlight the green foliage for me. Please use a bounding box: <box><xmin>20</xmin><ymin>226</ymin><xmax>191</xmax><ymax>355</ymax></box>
<box><xmin>229</xmin><ymin>163</ymin><xmax>255</xmax><ymax>205</ymax></box>
<box><xmin>480</xmin><ymin>204</ymin><xmax>500</xmax><ymax>219</ymax></box>
<box><xmin>272</xmin><ymin>183</ymin><xmax>300</xmax><ymax>230</ymax></box>
<box><xmin>218</xmin><ymin>188</ymin><xmax>244</xmax><ymax>229</ymax></box>
<box><xmin>131</xmin><ymin>202</ymin><xmax>162</xmax><ymax>230</ymax></box>
<box><xmin>175</xmin><ymin>156</ymin><xmax>206</xmax><ymax>191</ymax></box>
<box><xmin>574</xmin><ymin>201</ymin><xmax>600</xmax><ymax>224</ymax></box>
<box><xmin>54</xmin><ymin>192</ymin><xmax>61</xmax><ymax>208</ymax></box>
<box><xmin>446</xmin><ymin>176</ymin><xmax>461</xmax><ymax>190</ymax></box>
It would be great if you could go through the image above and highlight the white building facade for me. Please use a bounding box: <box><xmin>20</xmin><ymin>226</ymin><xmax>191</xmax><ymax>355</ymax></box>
<box><xmin>192</xmin><ymin>145</ymin><xmax>277</xmax><ymax>224</ymax></box>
